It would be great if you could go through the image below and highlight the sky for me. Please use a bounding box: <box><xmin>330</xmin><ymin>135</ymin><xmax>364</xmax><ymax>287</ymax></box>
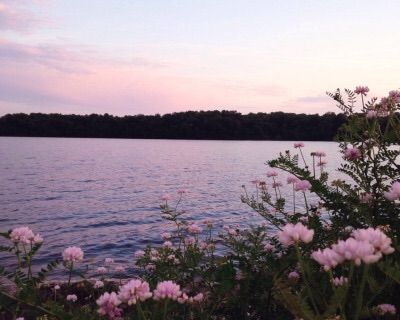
<box><xmin>1</xmin><ymin>0</ymin><xmax>400</xmax><ymax>116</ymax></box>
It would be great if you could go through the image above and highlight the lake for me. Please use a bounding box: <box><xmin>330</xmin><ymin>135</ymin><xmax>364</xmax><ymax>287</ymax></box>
<box><xmin>0</xmin><ymin>137</ymin><xmax>341</xmax><ymax>275</ymax></box>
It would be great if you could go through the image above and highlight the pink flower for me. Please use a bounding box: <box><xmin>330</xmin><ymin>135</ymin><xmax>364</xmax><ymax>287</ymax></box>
<box><xmin>177</xmin><ymin>293</ymin><xmax>189</xmax><ymax>304</ymax></box>
<box><xmin>288</xmin><ymin>271</ymin><xmax>300</xmax><ymax>279</ymax></box>
<box><xmin>97</xmin><ymin>267</ymin><xmax>107</xmax><ymax>274</ymax></box>
<box><xmin>366</xmin><ymin>110</ymin><xmax>377</xmax><ymax>119</ymax></box>
<box><xmin>312</xmin><ymin>247</ymin><xmax>343</xmax><ymax>271</ymax></box>
<box><xmin>287</xmin><ymin>175</ymin><xmax>299</xmax><ymax>184</ymax></box>
<box><xmin>228</xmin><ymin>228</ymin><xmax>238</xmax><ymax>236</ymax></box>
<box><xmin>161</xmin><ymin>232</ymin><xmax>171</xmax><ymax>240</ymax></box>
<box><xmin>161</xmin><ymin>194</ymin><xmax>171</xmax><ymax>201</ymax></box>
<box><xmin>163</xmin><ymin>241</ymin><xmax>173</xmax><ymax>248</ymax></box>
<box><xmin>10</xmin><ymin>227</ymin><xmax>35</xmax><ymax>244</ymax></box>
<box><xmin>134</xmin><ymin>250</ymin><xmax>145</xmax><ymax>258</ymax></box>
<box><xmin>354</xmin><ymin>86</ymin><xmax>369</xmax><ymax>95</ymax></box>
<box><xmin>272</xmin><ymin>181</ymin><xmax>283</xmax><ymax>188</ymax></box>
<box><xmin>389</xmin><ymin>90</ymin><xmax>400</xmax><ymax>103</ymax></box>
<box><xmin>360</xmin><ymin>193</ymin><xmax>373</xmax><ymax>204</ymax></box>
<box><xmin>33</xmin><ymin>234</ymin><xmax>43</xmax><ymax>244</ymax></box>
<box><xmin>66</xmin><ymin>294</ymin><xmax>78</xmax><ymax>302</ymax></box>
<box><xmin>187</xmin><ymin>223</ymin><xmax>203</xmax><ymax>234</ymax></box>
<box><xmin>264</xmin><ymin>243</ymin><xmax>275</xmax><ymax>252</ymax></box>
<box><xmin>314</xmin><ymin>151</ymin><xmax>326</xmax><ymax>157</ymax></box>
<box><xmin>344</xmin><ymin>147</ymin><xmax>361</xmax><ymax>161</ymax></box>
<box><xmin>294</xmin><ymin>180</ymin><xmax>312</xmax><ymax>192</ymax></box>
<box><xmin>145</xmin><ymin>264</ymin><xmax>155</xmax><ymax>272</ymax></box>
<box><xmin>62</xmin><ymin>247</ymin><xmax>84</xmax><ymax>263</ymax></box>
<box><xmin>54</xmin><ymin>284</ymin><xmax>60</xmax><ymax>290</ymax></box>
<box><xmin>384</xmin><ymin>181</ymin><xmax>400</xmax><ymax>201</ymax></box>
<box><xmin>153</xmin><ymin>281</ymin><xmax>182</xmax><ymax>301</ymax></box>
<box><xmin>94</xmin><ymin>280</ymin><xmax>104</xmax><ymax>289</ymax></box>
<box><xmin>184</xmin><ymin>236</ymin><xmax>196</xmax><ymax>246</ymax></box>
<box><xmin>332</xmin><ymin>238</ymin><xmax>380</xmax><ymax>266</ymax></box>
<box><xmin>266</xmin><ymin>170</ymin><xmax>278</xmax><ymax>177</ymax></box>
<box><xmin>294</xmin><ymin>142</ymin><xmax>304</xmax><ymax>148</ymax></box>
<box><xmin>193</xmin><ymin>293</ymin><xmax>204</xmax><ymax>302</ymax></box>
<box><xmin>375</xmin><ymin>303</ymin><xmax>396</xmax><ymax>315</ymax></box>
<box><xmin>177</xmin><ymin>189</ymin><xmax>186</xmax><ymax>195</ymax></box>
<box><xmin>105</xmin><ymin>258</ymin><xmax>114</xmax><ymax>264</ymax></box>
<box><xmin>96</xmin><ymin>292</ymin><xmax>122</xmax><ymax>319</ymax></box>
<box><xmin>278</xmin><ymin>223</ymin><xmax>314</xmax><ymax>247</ymax></box>
<box><xmin>118</xmin><ymin>279</ymin><xmax>152</xmax><ymax>305</ymax></box>
<box><xmin>331</xmin><ymin>276</ymin><xmax>348</xmax><ymax>286</ymax></box>
<box><xmin>352</xmin><ymin>228</ymin><xmax>394</xmax><ymax>255</ymax></box>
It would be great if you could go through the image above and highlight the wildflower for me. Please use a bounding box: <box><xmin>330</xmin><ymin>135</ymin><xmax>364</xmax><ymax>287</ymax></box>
<box><xmin>294</xmin><ymin>180</ymin><xmax>312</xmax><ymax>192</ymax></box>
<box><xmin>62</xmin><ymin>247</ymin><xmax>84</xmax><ymax>263</ymax></box>
<box><xmin>94</xmin><ymin>280</ymin><xmax>104</xmax><ymax>289</ymax></box>
<box><xmin>272</xmin><ymin>181</ymin><xmax>283</xmax><ymax>188</ymax></box>
<box><xmin>366</xmin><ymin>110</ymin><xmax>377</xmax><ymax>119</ymax></box>
<box><xmin>187</xmin><ymin>223</ymin><xmax>203</xmax><ymax>234</ymax></box>
<box><xmin>134</xmin><ymin>250</ymin><xmax>145</xmax><ymax>258</ymax></box>
<box><xmin>177</xmin><ymin>293</ymin><xmax>189</xmax><ymax>304</ymax></box>
<box><xmin>384</xmin><ymin>181</ymin><xmax>400</xmax><ymax>201</ymax></box>
<box><xmin>33</xmin><ymin>234</ymin><xmax>43</xmax><ymax>244</ymax></box>
<box><xmin>314</xmin><ymin>151</ymin><xmax>326</xmax><ymax>157</ymax></box>
<box><xmin>177</xmin><ymin>189</ymin><xmax>186</xmax><ymax>195</ymax></box>
<box><xmin>312</xmin><ymin>247</ymin><xmax>343</xmax><ymax>271</ymax></box>
<box><xmin>66</xmin><ymin>294</ymin><xmax>77</xmax><ymax>302</ymax></box>
<box><xmin>352</xmin><ymin>228</ymin><xmax>394</xmax><ymax>255</ymax></box>
<box><xmin>360</xmin><ymin>193</ymin><xmax>373</xmax><ymax>204</ymax></box>
<box><xmin>163</xmin><ymin>241</ymin><xmax>173</xmax><ymax>248</ymax></box>
<box><xmin>97</xmin><ymin>292</ymin><xmax>122</xmax><ymax>319</ymax></box>
<box><xmin>264</xmin><ymin>243</ymin><xmax>274</xmax><ymax>252</ymax></box>
<box><xmin>278</xmin><ymin>223</ymin><xmax>314</xmax><ymax>247</ymax></box>
<box><xmin>374</xmin><ymin>304</ymin><xmax>396</xmax><ymax>315</ymax></box>
<box><xmin>145</xmin><ymin>264</ymin><xmax>155</xmax><ymax>272</ymax></box>
<box><xmin>105</xmin><ymin>258</ymin><xmax>114</xmax><ymax>264</ymax></box>
<box><xmin>266</xmin><ymin>170</ymin><xmax>278</xmax><ymax>177</ymax></box>
<box><xmin>294</xmin><ymin>142</ymin><xmax>304</xmax><ymax>148</ymax></box>
<box><xmin>287</xmin><ymin>175</ymin><xmax>299</xmax><ymax>184</ymax></box>
<box><xmin>97</xmin><ymin>267</ymin><xmax>107</xmax><ymax>274</ymax></box>
<box><xmin>184</xmin><ymin>236</ymin><xmax>196</xmax><ymax>246</ymax></box>
<box><xmin>228</xmin><ymin>228</ymin><xmax>238</xmax><ymax>236</ymax></box>
<box><xmin>332</xmin><ymin>238</ymin><xmax>380</xmax><ymax>266</ymax></box>
<box><xmin>161</xmin><ymin>232</ymin><xmax>171</xmax><ymax>240</ymax></box>
<box><xmin>118</xmin><ymin>279</ymin><xmax>152</xmax><ymax>305</ymax></box>
<box><xmin>10</xmin><ymin>227</ymin><xmax>35</xmax><ymax>244</ymax></box>
<box><xmin>389</xmin><ymin>90</ymin><xmax>400</xmax><ymax>103</ymax></box>
<box><xmin>354</xmin><ymin>86</ymin><xmax>369</xmax><ymax>95</ymax></box>
<box><xmin>192</xmin><ymin>292</ymin><xmax>204</xmax><ymax>302</ymax></box>
<box><xmin>161</xmin><ymin>194</ymin><xmax>171</xmax><ymax>201</ymax></box>
<box><xmin>153</xmin><ymin>280</ymin><xmax>182</xmax><ymax>301</ymax></box>
<box><xmin>54</xmin><ymin>284</ymin><xmax>60</xmax><ymax>290</ymax></box>
<box><xmin>288</xmin><ymin>271</ymin><xmax>300</xmax><ymax>279</ymax></box>
<box><xmin>344</xmin><ymin>147</ymin><xmax>361</xmax><ymax>161</ymax></box>
<box><xmin>331</xmin><ymin>276</ymin><xmax>348</xmax><ymax>286</ymax></box>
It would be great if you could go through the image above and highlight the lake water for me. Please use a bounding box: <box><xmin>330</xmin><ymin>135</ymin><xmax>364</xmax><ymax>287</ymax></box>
<box><xmin>0</xmin><ymin>137</ymin><xmax>341</xmax><ymax>275</ymax></box>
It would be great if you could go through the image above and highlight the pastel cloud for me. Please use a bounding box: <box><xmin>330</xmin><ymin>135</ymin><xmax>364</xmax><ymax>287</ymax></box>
<box><xmin>0</xmin><ymin>1</ymin><xmax>42</xmax><ymax>32</ymax></box>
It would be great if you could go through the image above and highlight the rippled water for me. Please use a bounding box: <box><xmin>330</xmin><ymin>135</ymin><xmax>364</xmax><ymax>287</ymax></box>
<box><xmin>0</xmin><ymin>137</ymin><xmax>340</xmax><ymax>275</ymax></box>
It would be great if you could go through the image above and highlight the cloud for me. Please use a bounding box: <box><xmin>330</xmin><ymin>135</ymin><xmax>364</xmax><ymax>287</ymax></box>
<box><xmin>297</xmin><ymin>95</ymin><xmax>330</xmax><ymax>104</ymax></box>
<box><xmin>0</xmin><ymin>1</ymin><xmax>42</xmax><ymax>33</ymax></box>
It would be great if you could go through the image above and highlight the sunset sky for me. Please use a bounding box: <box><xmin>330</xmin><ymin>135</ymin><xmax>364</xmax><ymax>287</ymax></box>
<box><xmin>1</xmin><ymin>0</ymin><xmax>400</xmax><ymax>116</ymax></box>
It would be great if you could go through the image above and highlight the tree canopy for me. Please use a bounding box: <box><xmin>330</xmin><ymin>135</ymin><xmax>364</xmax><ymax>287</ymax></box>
<box><xmin>0</xmin><ymin>111</ymin><xmax>346</xmax><ymax>141</ymax></box>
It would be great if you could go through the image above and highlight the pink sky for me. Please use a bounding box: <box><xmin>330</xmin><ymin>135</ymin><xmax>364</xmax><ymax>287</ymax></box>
<box><xmin>1</xmin><ymin>1</ymin><xmax>400</xmax><ymax>115</ymax></box>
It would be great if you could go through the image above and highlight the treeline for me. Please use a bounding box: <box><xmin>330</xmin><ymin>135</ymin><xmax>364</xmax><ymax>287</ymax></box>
<box><xmin>0</xmin><ymin>111</ymin><xmax>346</xmax><ymax>141</ymax></box>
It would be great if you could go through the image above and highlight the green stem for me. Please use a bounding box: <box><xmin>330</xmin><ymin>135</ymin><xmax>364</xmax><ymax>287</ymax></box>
<box><xmin>67</xmin><ymin>262</ymin><xmax>74</xmax><ymax>286</ymax></box>
<box><xmin>292</xmin><ymin>184</ymin><xmax>296</xmax><ymax>214</ymax></box>
<box><xmin>137</xmin><ymin>301</ymin><xmax>147</xmax><ymax>320</ymax></box>
<box><xmin>295</xmin><ymin>245</ymin><xmax>319</xmax><ymax>315</ymax></box>
<box><xmin>354</xmin><ymin>265</ymin><xmax>369</xmax><ymax>320</ymax></box>
<box><xmin>303</xmin><ymin>191</ymin><xmax>309</xmax><ymax>213</ymax></box>
<box><xmin>163</xmin><ymin>300</ymin><xmax>168</xmax><ymax>320</ymax></box>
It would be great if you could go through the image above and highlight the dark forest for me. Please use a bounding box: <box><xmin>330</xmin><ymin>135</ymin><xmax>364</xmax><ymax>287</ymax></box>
<box><xmin>0</xmin><ymin>111</ymin><xmax>346</xmax><ymax>141</ymax></box>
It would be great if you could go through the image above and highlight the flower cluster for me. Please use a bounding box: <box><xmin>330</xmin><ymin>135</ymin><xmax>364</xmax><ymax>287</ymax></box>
<box><xmin>10</xmin><ymin>227</ymin><xmax>43</xmax><ymax>245</ymax></box>
<box><xmin>278</xmin><ymin>223</ymin><xmax>314</xmax><ymax>247</ymax></box>
<box><xmin>153</xmin><ymin>280</ymin><xmax>182</xmax><ymax>301</ymax></box>
<box><xmin>96</xmin><ymin>292</ymin><xmax>122</xmax><ymax>319</ymax></box>
<box><xmin>118</xmin><ymin>279</ymin><xmax>152</xmax><ymax>305</ymax></box>
<box><xmin>312</xmin><ymin>228</ymin><xmax>394</xmax><ymax>269</ymax></box>
<box><xmin>62</xmin><ymin>246</ymin><xmax>84</xmax><ymax>263</ymax></box>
